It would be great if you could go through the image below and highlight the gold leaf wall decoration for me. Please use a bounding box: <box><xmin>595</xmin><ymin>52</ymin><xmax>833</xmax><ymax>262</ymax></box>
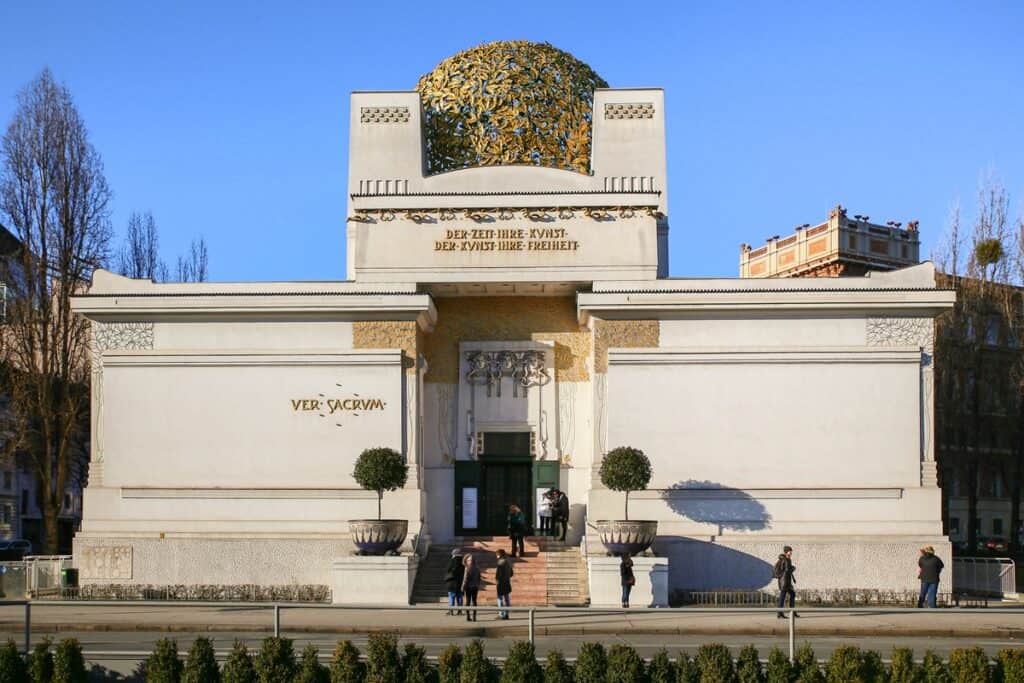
<box><xmin>416</xmin><ymin>40</ymin><xmax>608</xmax><ymax>176</ymax></box>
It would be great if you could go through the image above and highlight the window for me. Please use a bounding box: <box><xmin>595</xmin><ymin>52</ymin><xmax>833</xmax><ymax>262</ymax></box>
<box><xmin>2</xmin><ymin>471</ymin><xmax>9</xmax><ymax>490</ymax></box>
<box><xmin>984</xmin><ymin>316</ymin><xmax>1001</xmax><ymax>345</ymax></box>
<box><xmin>965</xmin><ymin>315</ymin><xmax>975</xmax><ymax>342</ymax></box>
<box><xmin>994</xmin><ymin>518</ymin><xmax>1004</xmax><ymax>536</ymax></box>
<box><xmin>20</xmin><ymin>490</ymin><xmax>27</xmax><ymax>515</ymax></box>
<box><xmin>0</xmin><ymin>505</ymin><xmax>7</xmax><ymax>524</ymax></box>
<box><xmin>974</xmin><ymin>518</ymin><xmax>982</xmax><ymax>534</ymax></box>
<box><xmin>950</xmin><ymin>517</ymin><xmax>960</xmax><ymax>535</ymax></box>
<box><xmin>63</xmin><ymin>493</ymin><xmax>71</xmax><ymax>511</ymax></box>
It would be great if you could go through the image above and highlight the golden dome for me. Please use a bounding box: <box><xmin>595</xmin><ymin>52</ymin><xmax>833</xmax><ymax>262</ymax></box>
<box><xmin>416</xmin><ymin>40</ymin><xmax>608</xmax><ymax>175</ymax></box>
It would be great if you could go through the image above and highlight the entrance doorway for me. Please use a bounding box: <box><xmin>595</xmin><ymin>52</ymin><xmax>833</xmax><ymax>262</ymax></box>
<box><xmin>453</xmin><ymin>432</ymin><xmax>560</xmax><ymax>536</ymax></box>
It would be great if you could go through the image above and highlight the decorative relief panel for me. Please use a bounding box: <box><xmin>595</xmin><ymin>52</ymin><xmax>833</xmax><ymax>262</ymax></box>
<box><xmin>423</xmin><ymin>297</ymin><xmax>589</xmax><ymax>384</ymax></box>
<box><xmin>603</xmin><ymin>102</ymin><xmax>655</xmax><ymax>119</ymax></box>
<box><xmin>353</xmin><ymin>320</ymin><xmax>419</xmax><ymax>372</ymax></box>
<box><xmin>594</xmin><ymin>319</ymin><xmax>660</xmax><ymax>373</ymax></box>
<box><xmin>360</xmin><ymin>106</ymin><xmax>410</xmax><ymax>123</ymax></box>
<box><xmin>347</xmin><ymin>205</ymin><xmax>661</xmax><ymax>224</ymax></box>
<box><xmin>80</xmin><ymin>545</ymin><xmax>132</xmax><ymax>580</ymax></box>
<box><xmin>865</xmin><ymin>317</ymin><xmax>933</xmax><ymax>354</ymax></box>
<box><xmin>465</xmin><ymin>350</ymin><xmax>549</xmax><ymax>397</ymax></box>
<box><xmin>93</xmin><ymin>322</ymin><xmax>155</xmax><ymax>354</ymax></box>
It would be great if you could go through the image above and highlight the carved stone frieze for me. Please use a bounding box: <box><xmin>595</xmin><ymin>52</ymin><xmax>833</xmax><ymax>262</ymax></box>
<box><xmin>93</xmin><ymin>322</ymin><xmax>155</xmax><ymax>355</ymax></box>
<box><xmin>865</xmin><ymin>317</ymin><xmax>934</xmax><ymax>357</ymax></box>
<box><xmin>465</xmin><ymin>350</ymin><xmax>549</xmax><ymax>398</ymax></box>
<box><xmin>347</xmin><ymin>206</ymin><xmax>660</xmax><ymax>225</ymax></box>
<box><xmin>80</xmin><ymin>545</ymin><xmax>133</xmax><ymax>580</ymax></box>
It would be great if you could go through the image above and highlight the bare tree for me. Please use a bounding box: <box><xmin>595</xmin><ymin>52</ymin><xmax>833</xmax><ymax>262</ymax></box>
<box><xmin>116</xmin><ymin>211</ymin><xmax>166</xmax><ymax>281</ymax></box>
<box><xmin>0</xmin><ymin>69</ymin><xmax>111</xmax><ymax>553</ymax></box>
<box><xmin>935</xmin><ymin>176</ymin><xmax>1024</xmax><ymax>554</ymax></box>
<box><xmin>175</xmin><ymin>237</ymin><xmax>208</xmax><ymax>282</ymax></box>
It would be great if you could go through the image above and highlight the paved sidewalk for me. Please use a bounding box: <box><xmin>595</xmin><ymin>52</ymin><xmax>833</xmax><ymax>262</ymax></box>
<box><xmin>2</xmin><ymin>604</ymin><xmax>1024</xmax><ymax>638</ymax></box>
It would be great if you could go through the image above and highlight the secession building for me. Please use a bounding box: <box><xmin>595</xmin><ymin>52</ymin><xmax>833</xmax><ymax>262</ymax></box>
<box><xmin>70</xmin><ymin>41</ymin><xmax>955</xmax><ymax>602</ymax></box>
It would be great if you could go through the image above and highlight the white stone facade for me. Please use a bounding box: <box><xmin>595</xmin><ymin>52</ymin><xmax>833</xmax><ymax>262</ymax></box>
<box><xmin>70</xmin><ymin>81</ymin><xmax>955</xmax><ymax>599</ymax></box>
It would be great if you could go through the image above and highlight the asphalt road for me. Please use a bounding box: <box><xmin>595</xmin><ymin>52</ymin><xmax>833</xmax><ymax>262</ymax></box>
<box><xmin>22</xmin><ymin>630</ymin><xmax>1024</xmax><ymax>680</ymax></box>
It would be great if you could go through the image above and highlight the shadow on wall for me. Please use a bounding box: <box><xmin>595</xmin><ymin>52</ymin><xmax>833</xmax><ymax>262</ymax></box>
<box><xmin>659</xmin><ymin>538</ymin><xmax>776</xmax><ymax>591</ymax></box>
<box><xmin>661</xmin><ymin>480</ymin><xmax>773</xmax><ymax>532</ymax></box>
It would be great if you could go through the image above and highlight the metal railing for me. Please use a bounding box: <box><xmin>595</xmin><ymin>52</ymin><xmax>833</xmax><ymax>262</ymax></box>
<box><xmin>3</xmin><ymin>600</ymin><xmax>1024</xmax><ymax>665</ymax></box>
<box><xmin>0</xmin><ymin>556</ymin><xmax>72</xmax><ymax>598</ymax></box>
<box><xmin>953</xmin><ymin>557</ymin><xmax>1018</xmax><ymax>598</ymax></box>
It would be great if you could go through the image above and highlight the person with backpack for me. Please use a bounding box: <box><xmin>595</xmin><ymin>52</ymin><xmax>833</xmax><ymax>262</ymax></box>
<box><xmin>507</xmin><ymin>504</ymin><xmax>526</xmax><ymax>557</ymax></box>
<box><xmin>495</xmin><ymin>548</ymin><xmax>514</xmax><ymax>619</ymax></box>
<box><xmin>917</xmin><ymin>545</ymin><xmax>944</xmax><ymax>608</ymax></box>
<box><xmin>444</xmin><ymin>548</ymin><xmax>464</xmax><ymax>616</ymax></box>
<box><xmin>774</xmin><ymin>545</ymin><xmax>797</xmax><ymax>618</ymax></box>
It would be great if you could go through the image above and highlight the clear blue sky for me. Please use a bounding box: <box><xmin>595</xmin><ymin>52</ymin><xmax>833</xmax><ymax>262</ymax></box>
<box><xmin>2</xmin><ymin>2</ymin><xmax>1022</xmax><ymax>281</ymax></box>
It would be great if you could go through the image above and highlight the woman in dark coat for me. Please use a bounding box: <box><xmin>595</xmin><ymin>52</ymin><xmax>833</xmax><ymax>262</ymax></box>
<box><xmin>445</xmin><ymin>549</ymin><xmax>465</xmax><ymax>615</ymax></box>
<box><xmin>461</xmin><ymin>553</ymin><xmax>481</xmax><ymax>622</ymax></box>
<box><xmin>507</xmin><ymin>504</ymin><xmax>526</xmax><ymax>557</ymax></box>
<box><xmin>495</xmin><ymin>548</ymin><xmax>514</xmax><ymax>619</ymax></box>
<box><xmin>620</xmin><ymin>554</ymin><xmax>635</xmax><ymax>608</ymax></box>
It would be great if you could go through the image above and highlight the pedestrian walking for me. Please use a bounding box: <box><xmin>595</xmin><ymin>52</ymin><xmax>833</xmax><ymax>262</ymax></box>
<box><xmin>495</xmin><ymin>548</ymin><xmax>514</xmax><ymax>619</ymax></box>
<box><xmin>538</xmin><ymin>492</ymin><xmax>553</xmax><ymax>537</ymax></box>
<box><xmin>444</xmin><ymin>548</ymin><xmax>464</xmax><ymax>616</ymax></box>
<box><xmin>554</xmin><ymin>489</ymin><xmax>569</xmax><ymax>541</ymax></box>
<box><xmin>774</xmin><ymin>545</ymin><xmax>797</xmax><ymax>618</ymax></box>
<box><xmin>917</xmin><ymin>545</ymin><xmax>944</xmax><ymax>609</ymax></box>
<box><xmin>507</xmin><ymin>504</ymin><xmax>526</xmax><ymax>557</ymax></box>
<box><xmin>461</xmin><ymin>553</ymin><xmax>480</xmax><ymax>622</ymax></box>
<box><xmin>620</xmin><ymin>554</ymin><xmax>635</xmax><ymax>608</ymax></box>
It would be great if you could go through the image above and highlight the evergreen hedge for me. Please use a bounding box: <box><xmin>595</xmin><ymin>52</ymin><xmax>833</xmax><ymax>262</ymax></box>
<box><xmin>0</xmin><ymin>635</ymin><xmax>1015</xmax><ymax>683</ymax></box>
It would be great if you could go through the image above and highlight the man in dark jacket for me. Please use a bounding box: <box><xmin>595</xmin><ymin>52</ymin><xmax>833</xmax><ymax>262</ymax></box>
<box><xmin>775</xmin><ymin>545</ymin><xmax>796</xmax><ymax>618</ymax></box>
<box><xmin>553</xmin><ymin>490</ymin><xmax>569</xmax><ymax>541</ymax></box>
<box><xmin>444</xmin><ymin>549</ymin><xmax>464</xmax><ymax>616</ymax></box>
<box><xmin>917</xmin><ymin>545</ymin><xmax>944</xmax><ymax>608</ymax></box>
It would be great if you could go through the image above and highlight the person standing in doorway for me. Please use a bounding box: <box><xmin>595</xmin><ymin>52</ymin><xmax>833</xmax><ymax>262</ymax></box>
<box><xmin>554</xmin><ymin>490</ymin><xmax>570</xmax><ymax>542</ymax></box>
<box><xmin>462</xmin><ymin>553</ymin><xmax>480</xmax><ymax>622</ymax></box>
<box><xmin>538</xmin><ymin>492</ymin><xmax>553</xmax><ymax>537</ymax></box>
<box><xmin>917</xmin><ymin>545</ymin><xmax>944</xmax><ymax>608</ymax></box>
<box><xmin>620</xmin><ymin>554</ymin><xmax>635</xmax><ymax>608</ymax></box>
<box><xmin>507</xmin><ymin>504</ymin><xmax>526</xmax><ymax>557</ymax></box>
<box><xmin>445</xmin><ymin>549</ymin><xmax>464</xmax><ymax>616</ymax></box>
<box><xmin>774</xmin><ymin>545</ymin><xmax>797</xmax><ymax>618</ymax></box>
<box><xmin>495</xmin><ymin>548</ymin><xmax>514</xmax><ymax>619</ymax></box>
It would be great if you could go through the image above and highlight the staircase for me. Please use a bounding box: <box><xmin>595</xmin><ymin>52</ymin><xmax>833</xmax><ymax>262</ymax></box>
<box><xmin>412</xmin><ymin>536</ymin><xmax>587</xmax><ymax>607</ymax></box>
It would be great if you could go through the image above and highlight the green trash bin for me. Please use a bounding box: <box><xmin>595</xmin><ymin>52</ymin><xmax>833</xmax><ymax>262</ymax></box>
<box><xmin>62</xmin><ymin>567</ymin><xmax>79</xmax><ymax>588</ymax></box>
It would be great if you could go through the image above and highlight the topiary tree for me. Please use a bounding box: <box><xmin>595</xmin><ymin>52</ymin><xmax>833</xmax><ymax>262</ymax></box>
<box><xmin>353</xmin><ymin>447</ymin><xmax>409</xmax><ymax>519</ymax></box>
<box><xmin>794</xmin><ymin>644</ymin><xmax>823</xmax><ymax>683</ymax></box>
<box><xmin>255</xmin><ymin>637</ymin><xmax>297</xmax><ymax>683</ymax></box>
<box><xmin>329</xmin><ymin>640</ymin><xmax>364</xmax><ymax>683</ymax></box>
<box><xmin>437</xmin><ymin>644</ymin><xmax>461</xmax><ymax>683</ymax></box>
<box><xmin>921</xmin><ymin>650</ymin><xmax>951</xmax><ymax>683</ymax></box>
<box><xmin>295</xmin><ymin>643</ymin><xmax>326</xmax><ymax>683</ymax></box>
<box><xmin>28</xmin><ymin>637</ymin><xmax>54</xmax><ymax>683</ymax></box>
<box><xmin>677</xmin><ymin>653</ymin><xmax>701</xmax><ymax>683</ymax></box>
<box><xmin>145</xmin><ymin>637</ymin><xmax>183</xmax><ymax>683</ymax></box>
<box><xmin>606</xmin><ymin>645</ymin><xmax>645</xmax><ymax>683</ymax></box>
<box><xmin>764</xmin><ymin>648</ymin><xmax>792</xmax><ymax>683</ymax></box>
<box><xmin>825</xmin><ymin>646</ymin><xmax>862</xmax><ymax>683</ymax></box>
<box><xmin>402</xmin><ymin>643</ymin><xmax>432</xmax><ymax>683</ymax></box>
<box><xmin>365</xmin><ymin>632</ymin><xmax>401</xmax><ymax>683</ymax></box>
<box><xmin>574</xmin><ymin>643</ymin><xmax>606</xmax><ymax>683</ymax></box>
<box><xmin>948</xmin><ymin>647</ymin><xmax>991</xmax><ymax>683</ymax></box>
<box><xmin>889</xmin><ymin>648</ymin><xmax>918</xmax><ymax>683</ymax></box>
<box><xmin>647</xmin><ymin>649</ymin><xmax>676</xmax><ymax>683</ymax></box>
<box><xmin>0</xmin><ymin>639</ymin><xmax>28</xmax><ymax>682</ymax></box>
<box><xmin>501</xmin><ymin>641</ymin><xmax>541</xmax><ymax>683</ymax></box>
<box><xmin>735</xmin><ymin>645</ymin><xmax>762</xmax><ymax>683</ymax></box>
<box><xmin>861</xmin><ymin>650</ymin><xmax>885</xmax><ymax>683</ymax></box>
<box><xmin>183</xmin><ymin>637</ymin><xmax>220</xmax><ymax>683</ymax></box>
<box><xmin>459</xmin><ymin>640</ymin><xmax>493</xmax><ymax>683</ymax></box>
<box><xmin>599</xmin><ymin>446</ymin><xmax>651</xmax><ymax>520</ymax></box>
<box><xmin>221</xmin><ymin>641</ymin><xmax>256</xmax><ymax>683</ymax></box>
<box><xmin>543</xmin><ymin>650</ymin><xmax>572</xmax><ymax>683</ymax></box>
<box><xmin>696</xmin><ymin>644</ymin><xmax>737</xmax><ymax>683</ymax></box>
<box><xmin>997</xmin><ymin>649</ymin><xmax>1024</xmax><ymax>683</ymax></box>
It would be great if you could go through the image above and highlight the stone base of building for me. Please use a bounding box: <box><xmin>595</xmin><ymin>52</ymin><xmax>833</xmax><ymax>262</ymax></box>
<box><xmin>73</xmin><ymin>536</ymin><xmax>352</xmax><ymax>585</ymax></box>
<box><xmin>329</xmin><ymin>555</ymin><xmax>418</xmax><ymax>605</ymax></box>
<box><xmin>588</xmin><ymin>556</ymin><xmax>669</xmax><ymax>607</ymax></box>
<box><xmin>654</xmin><ymin>536</ymin><xmax>953</xmax><ymax>595</ymax></box>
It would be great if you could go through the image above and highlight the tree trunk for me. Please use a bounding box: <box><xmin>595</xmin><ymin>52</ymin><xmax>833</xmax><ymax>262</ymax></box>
<box><xmin>41</xmin><ymin>495</ymin><xmax>60</xmax><ymax>555</ymax></box>
<box><xmin>967</xmin><ymin>460</ymin><xmax>980</xmax><ymax>553</ymax></box>
<box><xmin>625</xmin><ymin>490</ymin><xmax>630</xmax><ymax>521</ymax></box>
<box><xmin>377</xmin><ymin>491</ymin><xmax>382</xmax><ymax>520</ymax></box>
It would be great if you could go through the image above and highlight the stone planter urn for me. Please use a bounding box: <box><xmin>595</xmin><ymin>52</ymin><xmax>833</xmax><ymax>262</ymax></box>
<box><xmin>348</xmin><ymin>519</ymin><xmax>408</xmax><ymax>555</ymax></box>
<box><xmin>594</xmin><ymin>519</ymin><xmax>658</xmax><ymax>556</ymax></box>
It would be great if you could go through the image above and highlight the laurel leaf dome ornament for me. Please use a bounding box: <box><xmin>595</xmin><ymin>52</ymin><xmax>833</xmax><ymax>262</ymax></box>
<box><xmin>416</xmin><ymin>40</ymin><xmax>608</xmax><ymax>175</ymax></box>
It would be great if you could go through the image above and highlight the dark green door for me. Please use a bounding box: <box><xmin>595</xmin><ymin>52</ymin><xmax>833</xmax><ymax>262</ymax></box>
<box><xmin>481</xmin><ymin>462</ymin><xmax>532</xmax><ymax>535</ymax></box>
